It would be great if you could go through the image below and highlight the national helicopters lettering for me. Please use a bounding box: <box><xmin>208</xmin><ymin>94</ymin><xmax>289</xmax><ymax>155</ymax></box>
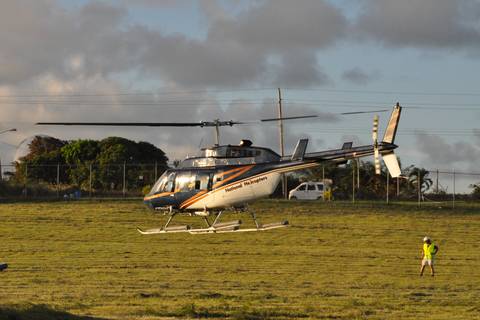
<box><xmin>37</xmin><ymin>104</ymin><xmax>402</xmax><ymax>234</ymax></box>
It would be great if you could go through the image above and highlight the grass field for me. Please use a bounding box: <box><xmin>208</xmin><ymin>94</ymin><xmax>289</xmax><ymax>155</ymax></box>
<box><xmin>0</xmin><ymin>199</ymin><xmax>479</xmax><ymax>319</ymax></box>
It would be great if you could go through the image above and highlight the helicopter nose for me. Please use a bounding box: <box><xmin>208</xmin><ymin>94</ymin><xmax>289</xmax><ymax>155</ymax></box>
<box><xmin>143</xmin><ymin>197</ymin><xmax>154</xmax><ymax>209</ymax></box>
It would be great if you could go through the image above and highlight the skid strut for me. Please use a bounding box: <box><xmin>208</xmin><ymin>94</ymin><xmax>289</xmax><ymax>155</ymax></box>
<box><xmin>137</xmin><ymin>209</ymin><xmax>289</xmax><ymax>235</ymax></box>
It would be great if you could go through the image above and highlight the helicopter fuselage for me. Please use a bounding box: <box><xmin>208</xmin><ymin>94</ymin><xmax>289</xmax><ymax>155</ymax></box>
<box><xmin>143</xmin><ymin>142</ymin><xmax>397</xmax><ymax>212</ymax></box>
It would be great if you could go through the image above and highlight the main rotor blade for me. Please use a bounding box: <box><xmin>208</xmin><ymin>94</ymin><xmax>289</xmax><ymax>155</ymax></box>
<box><xmin>340</xmin><ymin>109</ymin><xmax>388</xmax><ymax>115</ymax></box>
<box><xmin>259</xmin><ymin>115</ymin><xmax>318</xmax><ymax>122</ymax></box>
<box><xmin>36</xmin><ymin>110</ymin><xmax>388</xmax><ymax>128</ymax></box>
<box><xmin>36</xmin><ymin>122</ymin><xmax>205</xmax><ymax>127</ymax></box>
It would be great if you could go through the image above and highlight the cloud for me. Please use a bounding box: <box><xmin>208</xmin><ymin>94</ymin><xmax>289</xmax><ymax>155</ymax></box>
<box><xmin>341</xmin><ymin>67</ymin><xmax>379</xmax><ymax>85</ymax></box>
<box><xmin>1</xmin><ymin>70</ymin><xmax>336</xmax><ymax>163</ymax></box>
<box><xmin>0</xmin><ymin>1</ymin><xmax>141</xmax><ymax>85</ymax></box>
<box><xmin>138</xmin><ymin>31</ymin><xmax>268</xmax><ymax>87</ymax></box>
<box><xmin>0</xmin><ymin>0</ymin><xmax>348</xmax><ymax>89</ymax></box>
<box><xmin>272</xmin><ymin>51</ymin><xmax>332</xmax><ymax>87</ymax></box>
<box><xmin>356</xmin><ymin>0</ymin><xmax>480</xmax><ymax>49</ymax></box>
<box><xmin>207</xmin><ymin>0</ymin><xmax>347</xmax><ymax>52</ymax></box>
<box><xmin>415</xmin><ymin>133</ymin><xmax>480</xmax><ymax>172</ymax></box>
<box><xmin>140</xmin><ymin>0</ymin><xmax>347</xmax><ymax>87</ymax></box>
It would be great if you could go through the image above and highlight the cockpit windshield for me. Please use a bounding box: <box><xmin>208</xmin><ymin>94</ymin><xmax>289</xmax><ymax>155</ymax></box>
<box><xmin>149</xmin><ymin>171</ymin><xmax>175</xmax><ymax>195</ymax></box>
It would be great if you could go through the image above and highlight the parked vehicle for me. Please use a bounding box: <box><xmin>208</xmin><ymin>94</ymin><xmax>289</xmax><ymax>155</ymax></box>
<box><xmin>289</xmin><ymin>180</ymin><xmax>332</xmax><ymax>200</ymax></box>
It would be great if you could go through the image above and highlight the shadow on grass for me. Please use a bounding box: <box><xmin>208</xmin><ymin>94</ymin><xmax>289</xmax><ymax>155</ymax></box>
<box><xmin>0</xmin><ymin>304</ymin><xmax>107</xmax><ymax>320</ymax></box>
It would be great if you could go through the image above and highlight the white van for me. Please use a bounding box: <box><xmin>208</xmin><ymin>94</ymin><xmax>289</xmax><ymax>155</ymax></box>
<box><xmin>288</xmin><ymin>181</ymin><xmax>331</xmax><ymax>200</ymax></box>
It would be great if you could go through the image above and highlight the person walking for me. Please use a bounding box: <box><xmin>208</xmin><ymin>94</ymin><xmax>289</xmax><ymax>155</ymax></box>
<box><xmin>420</xmin><ymin>236</ymin><xmax>439</xmax><ymax>277</ymax></box>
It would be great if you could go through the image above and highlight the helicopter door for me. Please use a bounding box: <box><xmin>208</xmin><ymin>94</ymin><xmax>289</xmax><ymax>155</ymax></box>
<box><xmin>194</xmin><ymin>172</ymin><xmax>211</xmax><ymax>191</ymax></box>
<box><xmin>164</xmin><ymin>172</ymin><xmax>176</xmax><ymax>192</ymax></box>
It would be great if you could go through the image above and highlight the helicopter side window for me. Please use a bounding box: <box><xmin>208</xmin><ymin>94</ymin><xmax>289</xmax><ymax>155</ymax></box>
<box><xmin>228</xmin><ymin>148</ymin><xmax>241</xmax><ymax>157</ymax></box>
<box><xmin>213</xmin><ymin>171</ymin><xmax>223</xmax><ymax>186</ymax></box>
<box><xmin>194</xmin><ymin>173</ymin><xmax>210</xmax><ymax>190</ymax></box>
<box><xmin>175</xmin><ymin>172</ymin><xmax>195</xmax><ymax>192</ymax></box>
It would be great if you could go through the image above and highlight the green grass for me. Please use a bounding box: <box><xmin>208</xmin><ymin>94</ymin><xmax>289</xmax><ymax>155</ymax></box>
<box><xmin>1</xmin><ymin>200</ymin><xmax>479</xmax><ymax>319</ymax></box>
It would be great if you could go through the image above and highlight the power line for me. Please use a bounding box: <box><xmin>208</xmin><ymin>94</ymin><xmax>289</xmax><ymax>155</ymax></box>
<box><xmin>0</xmin><ymin>88</ymin><xmax>277</xmax><ymax>98</ymax></box>
<box><xmin>283</xmin><ymin>87</ymin><xmax>480</xmax><ymax>97</ymax></box>
<box><xmin>0</xmin><ymin>86</ymin><xmax>479</xmax><ymax>98</ymax></box>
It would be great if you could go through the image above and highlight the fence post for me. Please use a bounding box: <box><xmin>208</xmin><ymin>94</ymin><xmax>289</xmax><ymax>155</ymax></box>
<box><xmin>386</xmin><ymin>172</ymin><xmax>389</xmax><ymax>204</ymax></box>
<box><xmin>352</xmin><ymin>162</ymin><xmax>355</xmax><ymax>203</ymax></box>
<box><xmin>417</xmin><ymin>168</ymin><xmax>421</xmax><ymax>206</ymax></box>
<box><xmin>24</xmin><ymin>164</ymin><xmax>28</xmax><ymax>198</ymax></box>
<box><xmin>322</xmin><ymin>165</ymin><xmax>325</xmax><ymax>202</ymax></box>
<box><xmin>356</xmin><ymin>159</ymin><xmax>360</xmax><ymax>188</ymax></box>
<box><xmin>123</xmin><ymin>161</ymin><xmax>126</xmax><ymax>197</ymax></box>
<box><xmin>57</xmin><ymin>163</ymin><xmax>60</xmax><ymax>198</ymax></box>
<box><xmin>89</xmin><ymin>163</ymin><xmax>93</xmax><ymax>198</ymax></box>
<box><xmin>396</xmin><ymin>177</ymin><xmax>400</xmax><ymax>197</ymax></box>
<box><xmin>453</xmin><ymin>169</ymin><xmax>456</xmax><ymax>209</ymax></box>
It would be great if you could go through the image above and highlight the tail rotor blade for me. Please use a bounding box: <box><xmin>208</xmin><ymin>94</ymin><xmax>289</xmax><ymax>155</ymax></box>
<box><xmin>372</xmin><ymin>115</ymin><xmax>379</xmax><ymax>142</ymax></box>
<box><xmin>372</xmin><ymin>115</ymin><xmax>381</xmax><ymax>175</ymax></box>
<box><xmin>374</xmin><ymin>147</ymin><xmax>381</xmax><ymax>175</ymax></box>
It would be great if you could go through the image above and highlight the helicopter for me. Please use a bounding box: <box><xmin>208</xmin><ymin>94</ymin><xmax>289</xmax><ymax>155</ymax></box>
<box><xmin>37</xmin><ymin>104</ymin><xmax>402</xmax><ymax>235</ymax></box>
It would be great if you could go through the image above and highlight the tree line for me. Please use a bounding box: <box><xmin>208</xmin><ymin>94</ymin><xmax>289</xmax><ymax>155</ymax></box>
<box><xmin>2</xmin><ymin>135</ymin><xmax>479</xmax><ymax>199</ymax></box>
<box><xmin>9</xmin><ymin>135</ymin><xmax>168</xmax><ymax>194</ymax></box>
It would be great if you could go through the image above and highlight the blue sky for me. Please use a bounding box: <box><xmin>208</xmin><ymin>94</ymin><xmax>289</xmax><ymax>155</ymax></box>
<box><xmin>1</xmin><ymin>0</ymin><xmax>480</xmax><ymax>192</ymax></box>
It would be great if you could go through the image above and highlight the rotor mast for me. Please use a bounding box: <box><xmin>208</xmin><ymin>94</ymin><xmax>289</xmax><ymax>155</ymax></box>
<box><xmin>214</xmin><ymin>120</ymin><xmax>220</xmax><ymax>146</ymax></box>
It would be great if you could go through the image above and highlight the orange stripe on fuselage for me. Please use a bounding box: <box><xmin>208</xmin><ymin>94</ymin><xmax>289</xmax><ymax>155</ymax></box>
<box><xmin>180</xmin><ymin>190</ymin><xmax>208</xmax><ymax>209</ymax></box>
<box><xmin>212</xmin><ymin>165</ymin><xmax>254</xmax><ymax>189</ymax></box>
<box><xmin>143</xmin><ymin>192</ymin><xmax>174</xmax><ymax>201</ymax></box>
<box><xmin>180</xmin><ymin>165</ymin><xmax>254</xmax><ymax>209</ymax></box>
<box><xmin>181</xmin><ymin>162</ymin><xmax>319</xmax><ymax>209</ymax></box>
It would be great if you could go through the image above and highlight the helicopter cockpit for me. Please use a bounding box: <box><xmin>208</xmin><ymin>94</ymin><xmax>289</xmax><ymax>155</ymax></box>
<box><xmin>179</xmin><ymin>140</ymin><xmax>280</xmax><ymax>168</ymax></box>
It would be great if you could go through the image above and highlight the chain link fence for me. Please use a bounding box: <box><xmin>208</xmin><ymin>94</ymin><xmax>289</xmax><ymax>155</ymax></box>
<box><xmin>0</xmin><ymin>162</ymin><xmax>164</xmax><ymax>199</ymax></box>
<box><xmin>1</xmin><ymin>163</ymin><xmax>480</xmax><ymax>205</ymax></box>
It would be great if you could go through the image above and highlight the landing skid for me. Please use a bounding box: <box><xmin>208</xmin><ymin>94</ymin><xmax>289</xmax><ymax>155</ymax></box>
<box><xmin>137</xmin><ymin>210</ymin><xmax>289</xmax><ymax>235</ymax></box>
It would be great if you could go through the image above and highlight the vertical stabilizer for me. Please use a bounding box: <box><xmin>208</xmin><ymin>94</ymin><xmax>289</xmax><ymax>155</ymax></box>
<box><xmin>382</xmin><ymin>103</ymin><xmax>402</xmax><ymax>144</ymax></box>
<box><xmin>291</xmin><ymin>139</ymin><xmax>309</xmax><ymax>160</ymax></box>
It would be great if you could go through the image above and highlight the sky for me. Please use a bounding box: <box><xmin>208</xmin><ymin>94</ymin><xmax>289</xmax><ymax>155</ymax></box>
<box><xmin>1</xmin><ymin>0</ymin><xmax>480</xmax><ymax>192</ymax></box>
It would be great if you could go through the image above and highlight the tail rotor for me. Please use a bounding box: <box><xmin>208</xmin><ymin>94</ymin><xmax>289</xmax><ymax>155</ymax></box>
<box><xmin>372</xmin><ymin>115</ymin><xmax>381</xmax><ymax>175</ymax></box>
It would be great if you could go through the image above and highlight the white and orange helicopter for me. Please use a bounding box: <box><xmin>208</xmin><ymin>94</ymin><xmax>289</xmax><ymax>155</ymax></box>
<box><xmin>37</xmin><ymin>104</ymin><xmax>402</xmax><ymax>234</ymax></box>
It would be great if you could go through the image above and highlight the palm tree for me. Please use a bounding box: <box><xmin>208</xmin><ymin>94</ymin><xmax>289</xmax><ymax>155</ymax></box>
<box><xmin>470</xmin><ymin>183</ymin><xmax>480</xmax><ymax>199</ymax></box>
<box><xmin>407</xmin><ymin>166</ymin><xmax>433</xmax><ymax>193</ymax></box>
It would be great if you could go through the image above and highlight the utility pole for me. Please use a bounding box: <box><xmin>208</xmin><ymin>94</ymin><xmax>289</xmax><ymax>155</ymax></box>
<box><xmin>278</xmin><ymin>88</ymin><xmax>287</xmax><ymax>199</ymax></box>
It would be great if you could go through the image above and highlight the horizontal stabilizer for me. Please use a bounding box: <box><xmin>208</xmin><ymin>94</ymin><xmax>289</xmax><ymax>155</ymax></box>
<box><xmin>382</xmin><ymin>151</ymin><xmax>401</xmax><ymax>178</ymax></box>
